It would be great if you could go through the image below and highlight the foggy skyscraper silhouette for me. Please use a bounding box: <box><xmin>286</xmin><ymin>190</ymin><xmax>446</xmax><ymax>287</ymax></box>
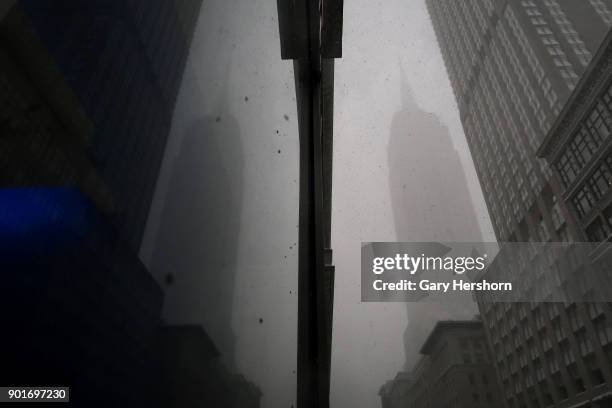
<box><xmin>151</xmin><ymin>79</ymin><xmax>244</xmax><ymax>368</ymax></box>
<box><xmin>388</xmin><ymin>69</ymin><xmax>482</xmax><ymax>369</ymax></box>
<box><xmin>388</xmin><ymin>68</ymin><xmax>483</xmax><ymax>243</ymax></box>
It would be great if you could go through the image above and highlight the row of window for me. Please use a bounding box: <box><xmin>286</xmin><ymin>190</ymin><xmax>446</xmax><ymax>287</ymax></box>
<box><xmin>544</xmin><ymin>0</ymin><xmax>592</xmax><ymax>67</ymax></box>
<box><xmin>571</xmin><ymin>155</ymin><xmax>612</xmax><ymax>219</ymax></box>
<box><xmin>486</xmin><ymin>302</ymin><xmax>612</xmax><ymax>408</ymax></box>
<box><xmin>556</xmin><ymin>85</ymin><xmax>612</xmax><ymax>186</ymax></box>
<box><xmin>487</xmin><ymin>303</ymin><xmax>612</xmax><ymax>363</ymax></box>
<box><xmin>584</xmin><ymin>204</ymin><xmax>612</xmax><ymax>242</ymax></box>
<box><xmin>503</xmin><ymin>11</ymin><xmax>550</xmax><ymax>143</ymax></box>
<box><xmin>588</xmin><ymin>0</ymin><xmax>612</xmax><ymax>27</ymax></box>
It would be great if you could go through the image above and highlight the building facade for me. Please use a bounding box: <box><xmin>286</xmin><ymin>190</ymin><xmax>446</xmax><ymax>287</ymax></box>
<box><xmin>539</xmin><ymin>28</ymin><xmax>612</xmax><ymax>244</ymax></box>
<box><xmin>380</xmin><ymin>321</ymin><xmax>503</xmax><ymax>408</ymax></box>
<box><xmin>379</xmin><ymin>372</ymin><xmax>412</xmax><ymax>408</ymax></box>
<box><xmin>156</xmin><ymin>325</ymin><xmax>262</xmax><ymax>408</ymax></box>
<box><xmin>18</xmin><ymin>0</ymin><xmax>203</xmax><ymax>250</ymax></box>
<box><xmin>427</xmin><ymin>0</ymin><xmax>612</xmax><ymax>243</ymax></box>
<box><xmin>427</xmin><ymin>1</ymin><xmax>612</xmax><ymax>407</ymax></box>
<box><xmin>0</xmin><ymin>5</ymin><xmax>167</xmax><ymax>406</ymax></box>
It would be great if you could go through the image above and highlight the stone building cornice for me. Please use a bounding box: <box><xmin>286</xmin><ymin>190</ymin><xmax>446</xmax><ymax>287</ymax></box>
<box><xmin>537</xmin><ymin>28</ymin><xmax>612</xmax><ymax>161</ymax></box>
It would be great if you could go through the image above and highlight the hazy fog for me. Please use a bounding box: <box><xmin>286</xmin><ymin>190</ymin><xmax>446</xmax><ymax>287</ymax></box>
<box><xmin>140</xmin><ymin>1</ymin><xmax>495</xmax><ymax>407</ymax></box>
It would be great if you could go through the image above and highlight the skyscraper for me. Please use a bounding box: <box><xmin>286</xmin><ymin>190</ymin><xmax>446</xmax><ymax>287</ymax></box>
<box><xmin>428</xmin><ymin>1</ymin><xmax>612</xmax><ymax>407</ymax></box>
<box><xmin>0</xmin><ymin>1</ymin><xmax>202</xmax><ymax>405</ymax></box>
<box><xmin>151</xmin><ymin>92</ymin><xmax>243</xmax><ymax>368</ymax></box>
<box><xmin>427</xmin><ymin>0</ymin><xmax>612</xmax><ymax>243</ymax></box>
<box><xmin>388</xmin><ymin>74</ymin><xmax>482</xmax><ymax>369</ymax></box>
<box><xmin>19</xmin><ymin>0</ymin><xmax>203</xmax><ymax>251</ymax></box>
<box><xmin>388</xmin><ymin>73</ymin><xmax>483</xmax><ymax>244</ymax></box>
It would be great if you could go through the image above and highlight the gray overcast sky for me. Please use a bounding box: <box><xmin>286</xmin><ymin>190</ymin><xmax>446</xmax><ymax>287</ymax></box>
<box><xmin>141</xmin><ymin>0</ymin><xmax>495</xmax><ymax>407</ymax></box>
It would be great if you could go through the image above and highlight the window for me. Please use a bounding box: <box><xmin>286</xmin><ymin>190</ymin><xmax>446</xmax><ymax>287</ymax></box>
<box><xmin>519</xmin><ymin>304</ymin><xmax>527</xmax><ymax>320</ymax></box>
<box><xmin>541</xmin><ymin>333</ymin><xmax>553</xmax><ymax>351</ymax></box>
<box><xmin>585</xmin><ymin>355</ymin><xmax>606</xmax><ymax>385</ymax></box>
<box><xmin>552</xmin><ymin>320</ymin><xmax>563</xmax><ymax>341</ymax></box>
<box><xmin>555</xmin><ymin>116</ymin><xmax>610</xmax><ymax>187</ymax></box>
<box><xmin>554</xmin><ymin>372</ymin><xmax>568</xmax><ymax>399</ymax></box>
<box><xmin>560</xmin><ymin>341</ymin><xmax>575</xmax><ymax>365</ymax></box>
<box><xmin>576</xmin><ymin>330</ymin><xmax>593</xmax><ymax>356</ymax></box>
<box><xmin>534</xmin><ymin>359</ymin><xmax>545</xmax><ymax>381</ymax></box>
<box><xmin>586</xmin><ymin>103</ymin><xmax>611</xmax><ymax>141</ymax></box>
<box><xmin>604</xmin><ymin>82</ymin><xmax>612</xmax><ymax>112</ymax></box>
<box><xmin>603</xmin><ymin>203</ymin><xmax>612</xmax><ymax>231</ymax></box>
<box><xmin>567</xmin><ymin>304</ymin><xmax>582</xmax><ymax>332</ymax></box>
<box><xmin>587</xmin><ymin>302</ymin><xmax>604</xmax><ymax>319</ymax></box>
<box><xmin>547</xmin><ymin>352</ymin><xmax>559</xmax><ymax>373</ymax></box>
<box><xmin>534</xmin><ymin>308</ymin><xmax>546</xmax><ymax>329</ymax></box>
<box><xmin>542</xmin><ymin>388</ymin><xmax>553</xmax><ymax>406</ymax></box>
<box><xmin>518</xmin><ymin>348</ymin><xmax>528</xmax><ymax>368</ymax></box>
<box><xmin>558</xmin><ymin>226</ymin><xmax>572</xmax><ymax>242</ymax></box>
<box><xmin>568</xmin><ymin>363</ymin><xmax>586</xmax><ymax>392</ymax></box>
<box><xmin>572</xmin><ymin>127</ymin><xmax>599</xmax><ymax>166</ymax></box>
<box><xmin>572</xmin><ymin>185</ymin><xmax>595</xmax><ymax>218</ymax></box>
<box><xmin>537</xmin><ymin>217</ymin><xmax>550</xmax><ymax>241</ymax></box>
<box><xmin>556</xmin><ymin>150</ymin><xmax>580</xmax><ymax>186</ymax></box>
<box><xmin>524</xmin><ymin>321</ymin><xmax>534</xmax><ymax>339</ymax></box>
<box><xmin>595</xmin><ymin>319</ymin><xmax>612</xmax><ymax>345</ymax></box>
<box><xmin>586</xmin><ymin>217</ymin><xmax>609</xmax><ymax>242</ymax></box>
<box><xmin>551</xmin><ymin>197</ymin><xmax>565</xmax><ymax>230</ymax></box>
<box><xmin>589</xmin><ymin>164</ymin><xmax>612</xmax><ymax>199</ymax></box>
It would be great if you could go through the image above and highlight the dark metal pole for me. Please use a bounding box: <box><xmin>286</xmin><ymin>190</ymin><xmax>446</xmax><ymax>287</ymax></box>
<box><xmin>276</xmin><ymin>2</ymin><xmax>342</xmax><ymax>406</ymax></box>
<box><xmin>294</xmin><ymin>1</ymin><xmax>324</xmax><ymax>405</ymax></box>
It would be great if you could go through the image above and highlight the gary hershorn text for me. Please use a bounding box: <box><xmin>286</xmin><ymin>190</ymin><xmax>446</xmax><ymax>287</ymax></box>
<box><xmin>372</xmin><ymin>279</ymin><xmax>512</xmax><ymax>293</ymax></box>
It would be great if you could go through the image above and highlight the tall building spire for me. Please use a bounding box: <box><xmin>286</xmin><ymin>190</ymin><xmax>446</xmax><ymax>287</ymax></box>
<box><xmin>399</xmin><ymin>59</ymin><xmax>415</xmax><ymax>110</ymax></box>
<box><xmin>215</xmin><ymin>55</ymin><xmax>232</xmax><ymax>114</ymax></box>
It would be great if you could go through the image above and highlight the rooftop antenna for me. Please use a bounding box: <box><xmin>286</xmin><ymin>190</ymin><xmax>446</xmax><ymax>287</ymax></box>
<box><xmin>399</xmin><ymin>58</ymin><xmax>415</xmax><ymax>110</ymax></box>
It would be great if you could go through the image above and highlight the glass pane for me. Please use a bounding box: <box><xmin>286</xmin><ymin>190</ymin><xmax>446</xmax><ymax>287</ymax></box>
<box><xmin>1</xmin><ymin>0</ymin><xmax>296</xmax><ymax>406</ymax></box>
<box><xmin>7</xmin><ymin>1</ymin><xmax>612</xmax><ymax>407</ymax></box>
<box><xmin>140</xmin><ymin>1</ymin><xmax>299</xmax><ymax>406</ymax></box>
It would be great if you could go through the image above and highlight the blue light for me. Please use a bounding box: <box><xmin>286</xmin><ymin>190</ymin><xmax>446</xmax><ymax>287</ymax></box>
<box><xmin>0</xmin><ymin>187</ymin><xmax>96</xmax><ymax>261</ymax></box>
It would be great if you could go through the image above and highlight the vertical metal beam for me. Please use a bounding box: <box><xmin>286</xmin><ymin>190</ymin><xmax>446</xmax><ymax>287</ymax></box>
<box><xmin>293</xmin><ymin>56</ymin><xmax>319</xmax><ymax>407</ymax></box>
<box><xmin>294</xmin><ymin>0</ymin><xmax>325</xmax><ymax>405</ymax></box>
<box><xmin>321</xmin><ymin>0</ymin><xmax>343</xmax><ymax>58</ymax></box>
<box><xmin>320</xmin><ymin>58</ymin><xmax>334</xmax><ymax>250</ymax></box>
<box><xmin>277</xmin><ymin>0</ymin><xmax>305</xmax><ymax>60</ymax></box>
<box><xmin>277</xmin><ymin>1</ymin><xmax>341</xmax><ymax>406</ymax></box>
